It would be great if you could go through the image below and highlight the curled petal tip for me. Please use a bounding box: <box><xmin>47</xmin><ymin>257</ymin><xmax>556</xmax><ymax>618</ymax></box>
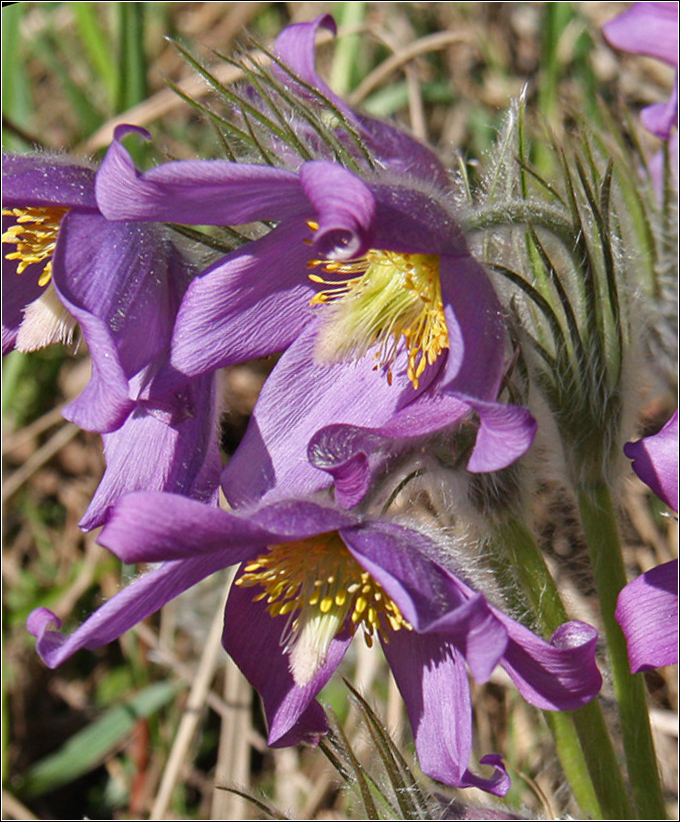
<box><xmin>27</xmin><ymin>607</ymin><xmax>62</xmax><ymax>638</ymax></box>
<box><xmin>113</xmin><ymin>124</ymin><xmax>151</xmax><ymax>143</ymax></box>
<box><xmin>550</xmin><ymin>620</ymin><xmax>599</xmax><ymax>650</ymax></box>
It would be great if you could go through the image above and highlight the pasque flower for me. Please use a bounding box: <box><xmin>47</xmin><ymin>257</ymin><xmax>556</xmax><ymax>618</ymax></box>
<box><xmin>95</xmin><ymin>16</ymin><xmax>516</xmax><ymax>408</ymax></box>
<box><xmin>91</xmin><ymin>18</ymin><xmax>536</xmax><ymax>510</ymax></box>
<box><xmin>2</xmin><ymin>152</ymin><xmax>221</xmax><ymax>528</ymax></box>
<box><xmin>617</xmin><ymin>411</ymin><xmax>678</xmax><ymax>672</ymax></box>
<box><xmin>28</xmin><ymin>490</ymin><xmax>601</xmax><ymax>793</ymax></box>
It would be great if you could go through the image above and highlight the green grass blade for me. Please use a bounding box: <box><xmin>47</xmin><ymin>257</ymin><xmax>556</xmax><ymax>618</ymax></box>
<box><xmin>116</xmin><ymin>2</ymin><xmax>148</xmax><ymax>113</ymax></box>
<box><xmin>330</xmin><ymin>1</ymin><xmax>368</xmax><ymax>95</ymax></box>
<box><xmin>70</xmin><ymin>2</ymin><xmax>116</xmax><ymax>103</ymax></box>
<box><xmin>2</xmin><ymin>3</ymin><xmax>31</xmax><ymax>150</ymax></box>
<box><xmin>20</xmin><ymin>681</ymin><xmax>181</xmax><ymax>798</ymax></box>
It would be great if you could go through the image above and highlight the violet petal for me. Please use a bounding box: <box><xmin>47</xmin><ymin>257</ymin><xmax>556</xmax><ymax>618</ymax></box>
<box><xmin>2</xmin><ymin>213</ymin><xmax>45</xmax><ymax>353</ymax></box>
<box><xmin>96</xmin><ymin>133</ymin><xmax>309</xmax><ymax>225</ymax></box>
<box><xmin>438</xmin><ymin>256</ymin><xmax>505</xmax><ymax>397</ymax></box>
<box><xmin>27</xmin><ymin>554</ymin><xmax>232</xmax><ymax>668</ymax></box>
<box><xmin>497</xmin><ymin>617</ymin><xmax>603</xmax><ymax>711</ymax></box>
<box><xmin>220</xmin><ymin>322</ymin><xmax>429</xmax><ymax>508</ymax></box>
<box><xmin>153</xmin><ymin>220</ymin><xmax>315</xmax><ymax>393</ymax></box>
<box><xmin>79</xmin><ymin>375</ymin><xmax>221</xmax><ymax>531</ymax></box>
<box><xmin>603</xmin><ymin>2</ymin><xmax>678</xmax><ymax>68</ymax></box>
<box><xmin>2</xmin><ymin>154</ymin><xmax>98</xmax><ymax>210</ymax></box>
<box><xmin>641</xmin><ymin>78</ymin><xmax>679</xmax><ymax>140</ymax></box>
<box><xmin>299</xmin><ymin>161</ymin><xmax>375</xmax><ymax>259</ymax></box>
<box><xmin>53</xmin><ymin>212</ymin><xmax>182</xmax><ymax>432</ymax></box>
<box><xmin>624</xmin><ymin>410</ymin><xmax>678</xmax><ymax>512</ymax></box>
<box><xmin>616</xmin><ymin>559</ymin><xmax>678</xmax><ymax>672</ymax></box>
<box><xmin>98</xmin><ymin>492</ymin><xmax>274</xmax><ymax>565</ymax></box>
<box><xmin>382</xmin><ymin>631</ymin><xmax>510</xmax><ymax>795</ymax></box>
<box><xmin>340</xmin><ymin>521</ymin><xmax>467</xmax><ymax>629</ymax></box>
<box><xmin>464</xmin><ymin>399</ymin><xmax>537</xmax><ymax>473</ymax></box>
<box><xmin>223</xmin><ymin>581</ymin><xmax>352</xmax><ymax>746</ymax></box>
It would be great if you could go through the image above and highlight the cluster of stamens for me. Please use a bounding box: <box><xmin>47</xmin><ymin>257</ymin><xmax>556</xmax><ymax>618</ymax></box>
<box><xmin>305</xmin><ymin>222</ymin><xmax>448</xmax><ymax>389</ymax></box>
<box><xmin>2</xmin><ymin>207</ymin><xmax>68</xmax><ymax>286</ymax></box>
<box><xmin>236</xmin><ymin>532</ymin><xmax>411</xmax><ymax>682</ymax></box>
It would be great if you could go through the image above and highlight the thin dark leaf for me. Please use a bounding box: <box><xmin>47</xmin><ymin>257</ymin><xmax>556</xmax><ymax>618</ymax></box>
<box><xmin>165</xmin><ymin>79</ymin><xmax>256</xmax><ymax>149</ymax></box>
<box><xmin>556</xmin><ymin>146</ymin><xmax>605</xmax><ymax>362</ymax></box>
<box><xmin>240</xmin><ymin>107</ymin><xmax>278</xmax><ymax>166</ymax></box>
<box><xmin>171</xmin><ymin>39</ymin><xmax>295</xmax><ymax>154</ymax></box>
<box><xmin>515</xmin><ymin>158</ymin><xmax>566</xmax><ymax>206</ymax></box>
<box><xmin>330</xmin><ymin>713</ymin><xmax>381</xmax><ymax>820</ymax></box>
<box><xmin>345</xmin><ymin>680</ymin><xmax>428</xmax><ymax>819</ymax></box>
<box><xmin>167</xmin><ymin>223</ymin><xmax>248</xmax><ymax>254</ymax></box>
<box><xmin>253</xmin><ymin>36</ymin><xmax>375</xmax><ymax>171</ymax></box>
<box><xmin>221</xmin><ymin>51</ymin><xmax>314</xmax><ymax>161</ymax></box>
<box><xmin>489</xmin><ymin>259</ymin><xmax>569</xmax><ymax>369</ymax></box>
<box><xmin>214</xmin><ymin>785</ymin><xmax>290</xmax><ymax>820</ymax></box>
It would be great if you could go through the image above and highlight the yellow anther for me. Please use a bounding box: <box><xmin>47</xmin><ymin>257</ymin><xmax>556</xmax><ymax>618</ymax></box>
<box><xmin>237</xmin><ymin>532</ymin><xmax>411</xmax><ymax>686</ymax></box>
<box><xmin>320</xmin><ymin>597</ymin><xmax>333</xmax><ymax>613</ymax></box>
<box><xmin>306</xmin><ymin>248</ymin><xmax>448</xmax><ymax>389</ymax></box>
<box><xmin>2</xmin><ymin>207</ymin><xmax>68</xmax><ymax>286</ymax></box>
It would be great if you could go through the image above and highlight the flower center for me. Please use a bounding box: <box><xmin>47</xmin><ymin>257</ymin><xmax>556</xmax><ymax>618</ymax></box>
<box><xmin>2</xmin><ymin>206</ymin><xmax>68</xmax><ymax>287</ymax></box>
<box><xmin>235</xmin><ymin>532</ymin><xmax>411</xmax><ymax>685</ymax></box>
<box><xmin>307</xmin><ymin>231</ymin><xmax>448</xmax><ymax>389</ymax></box>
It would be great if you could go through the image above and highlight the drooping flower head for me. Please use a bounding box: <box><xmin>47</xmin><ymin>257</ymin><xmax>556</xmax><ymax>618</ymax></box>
<box><xmin>95</xmin><ymin>16</ymin><xmax>509</xmax><ymax>402</ymax></box>
<box><xmin>617</xmin><ymin>411</ymin><xmax>678</xmax><ymax>672</ymax></box>
<box><xmin>93</xmin><ymin>16</ymin><xmax>536</xmax><ymax>509</ymax></box>
<box><xmin>2</xmin><ymin>150</ymin><xmax>221</xmax><ymax>528</ymax></box>
<box><xmin>28</xmin><ymin>488</ymin><xmax>601</xmax><ymax>794</ymax></box>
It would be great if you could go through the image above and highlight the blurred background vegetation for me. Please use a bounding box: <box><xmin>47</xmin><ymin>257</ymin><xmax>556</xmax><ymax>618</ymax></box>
<box><xmin>2</xmin><ymin>2</ymin><xmax>676</xmax><ymax>819</ymax></box>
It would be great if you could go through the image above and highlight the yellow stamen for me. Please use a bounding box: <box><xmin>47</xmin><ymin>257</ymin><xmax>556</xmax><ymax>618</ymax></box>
<box><xmin>2</xmin><ymin>207</ymin><xmax>68</xmax><ymax>287</ymax></box>
<box><xmin>235</xmin><ymin>532</ymin><xmax>411</xmax><ymax>685</ymax></box>
<box><xmin>308</xmin><ymin>249</ymin><xmax>448</xmax><ymax>389</ymax></box>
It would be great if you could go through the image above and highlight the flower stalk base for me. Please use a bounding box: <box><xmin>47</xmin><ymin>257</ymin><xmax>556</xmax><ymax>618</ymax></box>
<box><xmin>577</xmin><ymin>483</ymin><xmax>668</xmax><ymax>820</ymax></box>
<box><xmin>494</xmin><ymin>517</ymin><xmax>634</xmax><ymax>819</ymax></box>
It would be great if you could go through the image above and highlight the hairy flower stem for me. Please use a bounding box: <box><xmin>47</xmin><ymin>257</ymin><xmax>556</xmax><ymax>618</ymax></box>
<box><xmin>494</xmin><ymin>518</ymin><xmax>633</xmax><ymax>820</ymax></box>
<box><xmin>463</xmin><ymin>201</ymin><xmax>575</xmax><ymax>249</ymax></box>
<box><xmin>577</xmin><ymin>483</ymin><xmax>668</xmax><ymax>820</ymax></box>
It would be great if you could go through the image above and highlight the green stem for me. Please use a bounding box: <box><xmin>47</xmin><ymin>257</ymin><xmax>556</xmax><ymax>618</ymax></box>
<box><xmin>463</xmin><ymin>200</ymin><xmax>574</xmax><ymax>248</ymax></box>
<box><xmin>495</xmin><ymin>518</ymin><xmax>634</xmax><ymax>819</ymax></box>
<box><xmin>577</xmin><ymin>483</ymin><xmax>667</xmax><ymax>820</ymax></box>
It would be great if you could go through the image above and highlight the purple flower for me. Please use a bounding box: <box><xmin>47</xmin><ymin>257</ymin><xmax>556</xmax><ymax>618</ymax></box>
<box><xmin>94</xmin><ymin>17</ymin><xmax>512</xmax><ymax>408</ymax></box>
<box><xmin>603</xmin><ymin>1</ymin><xmax>679</xmax><ymax>140</ymax></box>
<box><xmin>28</xmin><ymin>491</ymin><xmax>601</xmax><ymax>793</ymax></box>
<box><xmin>2</xmin><ymin>150</ymin><xmax>221</xmax><ymax>527</ymax></box>
<box><xmin>617</xmin><ymin>410</ymin><xmax>678</xmax><ymax>671</ymax></box>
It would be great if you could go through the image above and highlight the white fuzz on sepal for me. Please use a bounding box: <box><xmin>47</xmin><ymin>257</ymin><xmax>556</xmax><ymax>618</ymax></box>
<box><xmin>16</xmin><ymin>284</ymin><xmax>76</xmax><ymax>352</ymax></box>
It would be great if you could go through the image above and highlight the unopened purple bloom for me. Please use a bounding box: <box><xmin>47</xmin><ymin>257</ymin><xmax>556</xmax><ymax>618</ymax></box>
<box><xmin>95</xmin><ymin>16</ymin><xmax>511</xmax><ymax>408</ymax></box>
<box><xmin>617</xmin><ymin>410</ymin><xmax>678</xmax><ymax>671</ymax></box>
<box><xmin>28</xmin><ymin>491</ymin><xmax>601</xmax><ymax>794</ymax></box>
<box><xmin>2</xmin><ymin>150</ymin><xmax>221</xmax><ymax>527</ymax></box>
